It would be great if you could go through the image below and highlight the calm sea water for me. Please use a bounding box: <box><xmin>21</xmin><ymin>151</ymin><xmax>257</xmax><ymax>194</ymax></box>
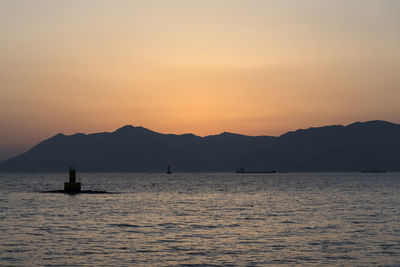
<box><xmin>0</xmin><ymin>172</ymin><xmax>399</xmax><ymax>266</ymax></box>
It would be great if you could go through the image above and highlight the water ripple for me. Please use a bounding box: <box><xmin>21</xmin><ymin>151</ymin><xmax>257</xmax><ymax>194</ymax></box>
<box><xmin>0</xmin><ymin>172</ymin><xmax>399</xmax><ymax>266</ymax></box>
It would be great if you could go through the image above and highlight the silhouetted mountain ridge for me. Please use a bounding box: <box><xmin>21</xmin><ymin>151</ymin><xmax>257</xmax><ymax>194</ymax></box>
<box><xmin>1</xmin><ymin>120</ymin><xmax>399</xmax><ymax>172</ymax></box>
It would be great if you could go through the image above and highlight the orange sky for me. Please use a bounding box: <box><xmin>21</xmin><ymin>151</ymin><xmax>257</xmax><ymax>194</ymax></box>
<box><xmin>1</xmin><ymin>0</ymin><xmax>400</xmax><ymax>158</ymax></box>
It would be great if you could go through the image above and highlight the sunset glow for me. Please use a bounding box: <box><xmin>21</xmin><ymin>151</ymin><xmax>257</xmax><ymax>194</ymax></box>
<box><xmin>1</xmin><ymin>0</ymin><xmax>400</xmax><ymax>158</ymax></box>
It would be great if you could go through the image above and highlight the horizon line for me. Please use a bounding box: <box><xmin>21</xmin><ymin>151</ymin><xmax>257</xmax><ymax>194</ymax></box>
<box><xmin>51</xmin><ymin>119</ymin><xmax>398</xmax><ymax>139</ymax></box>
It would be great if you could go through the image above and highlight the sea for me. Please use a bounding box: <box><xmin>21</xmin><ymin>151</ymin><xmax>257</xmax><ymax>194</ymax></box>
<box><xmin>0</xmin><ymin>172</ymin><xmax>399</xmax><ymax>266</ymax></box>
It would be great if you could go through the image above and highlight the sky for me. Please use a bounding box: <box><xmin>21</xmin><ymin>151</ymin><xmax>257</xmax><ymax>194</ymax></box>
<box><xmin>1</xmin><ymin>0</ymin><xmax>400</xmax><ymax>159</ymax></box>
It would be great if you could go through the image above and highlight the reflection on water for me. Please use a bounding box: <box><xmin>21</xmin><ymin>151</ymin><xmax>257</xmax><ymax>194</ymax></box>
<box><xmin>0</xmin><ymin>173</ymin><xmax>399</xmax><ymax>266</ymax></box>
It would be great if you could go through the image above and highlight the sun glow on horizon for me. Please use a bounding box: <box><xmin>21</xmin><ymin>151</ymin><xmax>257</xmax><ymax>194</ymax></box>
<box><xmin>1</xmin><ymin>0</ymin><xmax>400</xmax><ymax>158</ymax></box>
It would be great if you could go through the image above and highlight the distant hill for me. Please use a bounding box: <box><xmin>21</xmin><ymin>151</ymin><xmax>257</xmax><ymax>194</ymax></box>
<box><xmin>0</xmin><ymin>120</ymin><xmax>399</xmax><ymax>172</ymax></box>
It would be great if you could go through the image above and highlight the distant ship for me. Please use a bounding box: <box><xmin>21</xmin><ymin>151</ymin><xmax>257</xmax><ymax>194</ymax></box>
<box><xmin>167</xmin><ymin>165</ymin><xmax>172</xmax><ymax>174</ymax></box>
<box><xmin>235</xmin><ymin>167</ymin><xmax>276</xmax><ymax>174</ymax></box>
<box><xmin>361</xmin><ymin>169</ymin><xmax>386</xmax><ymax>173</ymax></box>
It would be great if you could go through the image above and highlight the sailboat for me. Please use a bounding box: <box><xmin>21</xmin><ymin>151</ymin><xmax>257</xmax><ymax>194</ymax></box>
<box><xmin>167</xmin><ymin>165</ymin><xmax>172</xmax><ymax>174</ymax></box>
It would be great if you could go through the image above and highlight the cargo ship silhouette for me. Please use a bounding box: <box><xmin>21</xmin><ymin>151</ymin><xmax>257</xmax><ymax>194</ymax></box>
<box><xmin>235</xmin><ymin>167</ymin><xmax>277</xmax><ymax>174</ymax></box>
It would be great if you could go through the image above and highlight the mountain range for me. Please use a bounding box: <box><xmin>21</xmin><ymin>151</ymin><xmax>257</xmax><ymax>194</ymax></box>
<box><xmin>0</xmin><ymin>120</ymin><xmax>399</xmax><ymax>172</ymax></box>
